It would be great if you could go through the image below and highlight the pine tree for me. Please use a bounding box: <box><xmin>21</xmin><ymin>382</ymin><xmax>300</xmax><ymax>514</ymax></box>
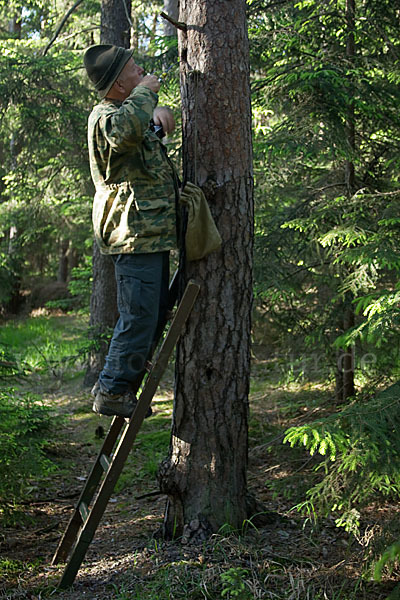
<box><xmin>158</xmin><ymin>0</ymin><xmax>254</xmax><ymax>539</ymax></box>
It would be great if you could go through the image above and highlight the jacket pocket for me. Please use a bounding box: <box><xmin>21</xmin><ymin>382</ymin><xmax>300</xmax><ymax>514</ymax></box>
<box><xmin>117</xmin><ymin>274</ymin><xmax>142</xmax><ymax>315</ymax></box>
<box><xmin>135</xmin><ymin>194</ymin><xmax>171</xmax><ymax>211</ymax></box>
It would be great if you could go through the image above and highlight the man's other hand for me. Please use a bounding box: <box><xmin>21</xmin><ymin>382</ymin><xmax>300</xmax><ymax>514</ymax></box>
<box><xmin>153</xmin><ymin>107</ymin><xmax>176</xmax><ymax>135</ymax></box>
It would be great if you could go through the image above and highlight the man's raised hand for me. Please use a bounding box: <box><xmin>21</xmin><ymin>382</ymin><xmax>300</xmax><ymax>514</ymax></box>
<box><xmin>138</xmin><ymin>74</ymin><xmax>161</xmax><ymax>93</ymax></box>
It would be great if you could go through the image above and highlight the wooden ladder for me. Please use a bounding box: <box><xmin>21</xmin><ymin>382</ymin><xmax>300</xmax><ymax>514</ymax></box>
<box><xmin>51</xmin><ymin>279</ymin><xmax>199</xmax><ymax>589</ymax></box>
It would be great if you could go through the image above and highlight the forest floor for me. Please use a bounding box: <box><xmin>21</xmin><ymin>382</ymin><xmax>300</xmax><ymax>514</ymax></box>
<box><xmin>0</xmin><ymin>314</ymin><xmax>399</xmax><ymax>600</ymax></box>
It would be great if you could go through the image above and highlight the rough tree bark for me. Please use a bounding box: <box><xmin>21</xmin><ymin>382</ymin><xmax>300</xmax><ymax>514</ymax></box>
<box><xmin>84</xmin><ymin>0</ymin><xmax>132</xmax><ymax>386</ymax></box>
<box><xmin>158</xmin><ymin>0</ymin><xmax>254</xmax><ymax>541</ymax></box>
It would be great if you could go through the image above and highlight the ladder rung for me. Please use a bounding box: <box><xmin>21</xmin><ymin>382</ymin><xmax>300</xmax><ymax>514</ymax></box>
<box><xmin>99</xmin><ymin>453</ymin><xmax>111</xmax><ymax>472</ymax></box>
<box><xmin>79</xmin><ymin>502</ymin><xmax>89</xmax><ymax>523</ymax></box>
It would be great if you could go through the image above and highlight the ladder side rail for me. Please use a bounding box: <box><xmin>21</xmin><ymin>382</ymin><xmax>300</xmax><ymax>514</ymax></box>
<box><xmin>52</xmin><ymin>415</ymin><xmax>125</xmax><ymax>564</ymax></box>
<box><xmin>98</xmin><ymin>281</ymin><xmax>200</xmax><ymax>490</ymax></box>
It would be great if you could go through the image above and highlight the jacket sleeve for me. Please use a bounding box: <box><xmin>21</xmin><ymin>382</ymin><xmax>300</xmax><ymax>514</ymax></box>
<box><xmin>97</xmin><ymin>86</ymin><xmax>158</xmax><ymax>153</ymax></box>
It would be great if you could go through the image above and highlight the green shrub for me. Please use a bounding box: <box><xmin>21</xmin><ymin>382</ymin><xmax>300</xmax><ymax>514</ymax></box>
<box><xmin>45</xmin><ymin>297</ymin><xmax>77</xmax><ymax>312</ymax></box>
<box><xmin>68</xmin><ymin>265</ymin><xmax>92</xmax><ymax>305</ymax></box>
<box><xmin>0</xmin><ymin>343</ymin><xmax>27</xmax><ymax>379</ymax></box>
<box><xmin>0</xmin><ymin>388</ymin><xmax>55</xmax><ymax>511</ymax></box>
<box><xmin>374</xmin><ymin>540</ymin><xmax>400</xmax><ymax>582</ymax></box>
<box><xmin>221</xmin><ymin>567</ymin><xmax>252</xmax><ymax>599</ymax></box>
<box><xmin>44</xmin><ymin>266</ymin><xmax>93</xmax><ymax>312</ymax></box>
<box><xmin>283</xmin><ymin>381</ymin><xmax>400</xmax><ymax>534</ymax></box>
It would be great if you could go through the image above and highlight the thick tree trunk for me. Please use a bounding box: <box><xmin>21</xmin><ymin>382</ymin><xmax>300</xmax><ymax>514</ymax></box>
<box><xmin>84</xmin><ymin>244</ymin><xmax>118</xmax><ymax>387</ymax></box>
<box><xmin>158</xmin><ymin>0</ymin><xmax>254</xmax><ymax>541</ymax></box>
<box><xmin>84</xmin><ymin>0</ymin><xmax>132</xmax><ymax>386</ymax></box>
<box><xmin>68</xmin><ymin>247</ymin><xmax>79</xmax><ymax>273</ymax></box>
<box><xmin>9</xmin><ymin>16</ymin><xmax>21</xmax><ymax>38</ymax></box>
<box><xmin>6</xmin><ymin>14</ymin><xmax>22</xmax><ymax>312</ymax></box>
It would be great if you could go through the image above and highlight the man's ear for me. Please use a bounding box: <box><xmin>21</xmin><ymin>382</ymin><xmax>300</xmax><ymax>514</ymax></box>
<box><xmin>114</xmin><ymin>78</ymin><xmax>125</xmax><ymax>92</ymax></box>
<box><xmin>105</xmin><ymin>77</ymin><xmax>126</xmax><ymax>100</ymax></box>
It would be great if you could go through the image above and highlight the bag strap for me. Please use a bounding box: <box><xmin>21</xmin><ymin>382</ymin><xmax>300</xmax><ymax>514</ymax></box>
<box><xmin>159</xmin><ymin>143</ymin><xmax>188</xmax><ymax>296</ymax></box>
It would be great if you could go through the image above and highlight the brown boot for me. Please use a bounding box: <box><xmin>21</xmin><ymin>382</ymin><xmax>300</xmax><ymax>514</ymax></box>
<box><xmin>92</xmin><ymin>387</ymin><xmax>152</xmax><ymax>418</ymax></box>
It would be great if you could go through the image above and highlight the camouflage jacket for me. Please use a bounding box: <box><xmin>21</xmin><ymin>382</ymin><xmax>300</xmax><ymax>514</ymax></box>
<box><xmin>87</xmin><ymin>85</ymin><xmax>176</xmax><ymax>255</ymax></box>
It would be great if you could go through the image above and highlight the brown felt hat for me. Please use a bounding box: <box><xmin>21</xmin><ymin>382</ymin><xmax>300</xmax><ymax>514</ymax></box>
<box><xmin>83</xmin><ymin>44</ymin><xmax>133</xmax><ymax>98</ymax></box>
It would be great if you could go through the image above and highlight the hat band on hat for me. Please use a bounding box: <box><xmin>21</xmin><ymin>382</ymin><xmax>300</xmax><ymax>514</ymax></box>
<box><xmin>96</xmin><ymin>47</ymin><xmax>123</xmax><ymax>90</ymax></box>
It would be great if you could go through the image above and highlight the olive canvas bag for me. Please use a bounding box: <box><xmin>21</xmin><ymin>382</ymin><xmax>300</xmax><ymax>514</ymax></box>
<box><xmin>162</xmin><ymin>144</ymin><xmax>222</xmax><ymax>261</ymax></box>
<box><xmin>179</xmin><ymin>181</ymin><xmax>222</xmax><ymax>261</ymax></box>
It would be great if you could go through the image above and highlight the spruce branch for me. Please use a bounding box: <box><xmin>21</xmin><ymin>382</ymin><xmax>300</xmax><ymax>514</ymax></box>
<box><xmin>49</xmin><ymin>26</ymin><xmax>100</xmax><ymax>48</ymax></box>
<box><xmin>43</xmin><ymin>0</ymin><xmax>85</xmax><ymax>56</ymax></box>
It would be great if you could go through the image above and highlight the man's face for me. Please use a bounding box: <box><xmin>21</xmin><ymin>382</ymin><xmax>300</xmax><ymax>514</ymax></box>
<box><xmin>118</xmin><ymin>58</ymin><xmax>144</xmax><ymax>97</ymax></box>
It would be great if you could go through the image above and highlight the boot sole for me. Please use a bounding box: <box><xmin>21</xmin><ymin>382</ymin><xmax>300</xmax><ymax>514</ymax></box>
<box><xmin>92</xmin><ymin>402</ymin><xmax>152</xmax><ymax>419</ymax></box>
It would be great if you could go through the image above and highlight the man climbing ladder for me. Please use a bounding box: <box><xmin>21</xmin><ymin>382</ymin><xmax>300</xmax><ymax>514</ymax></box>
<box><xmin>83</xmin><ymin>43</ymin><xmax>179</xmax><ymax>418</ymax></box>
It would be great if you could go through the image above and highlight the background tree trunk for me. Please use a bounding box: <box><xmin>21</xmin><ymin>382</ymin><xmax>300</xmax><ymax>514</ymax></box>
<box><xmin>343</xmin><ymin>0</ymin><xmax>356</xmax><ymax>401</ymax></box>
<box><xmin>158</xmin><ymin>0</ymin><xmax>254</xmax><ymax>541</ymax></box>
<box><xmin>57</xmin><ymin>239</ymin><xmax>70</xmax><ymax>283</ymax></box>
<box><xmin>100</xmin><ymin>0</ymin><xmax>131</xmax><ymax>48</ymax></box>
<box><xmin>162</xmin><ymin>0</ymin><xmax>179</xmax><ymax>37</ymax></box>
<box><xmin>5</xmin><ymin>13</ymin><xmax>22</xmax><ymax>313</ymax></box>
<box><xmin>335</xmin><ymin>0</ymin><xmax>356</xmax><ymax>403</ymax></box>
<box><xmin>84</xmin><ymin>0</ymin><xmax>132</xmax><ymax>386</ymax></box>
<box><xmin>335</xmin><ymin>297</ymin><xmax>355</xmax><ymax>404</ymax></box>
<box><xmin>9</xmin><ymin>15</ymin><xmax>21</xmax><ymax>38</ymax></box>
